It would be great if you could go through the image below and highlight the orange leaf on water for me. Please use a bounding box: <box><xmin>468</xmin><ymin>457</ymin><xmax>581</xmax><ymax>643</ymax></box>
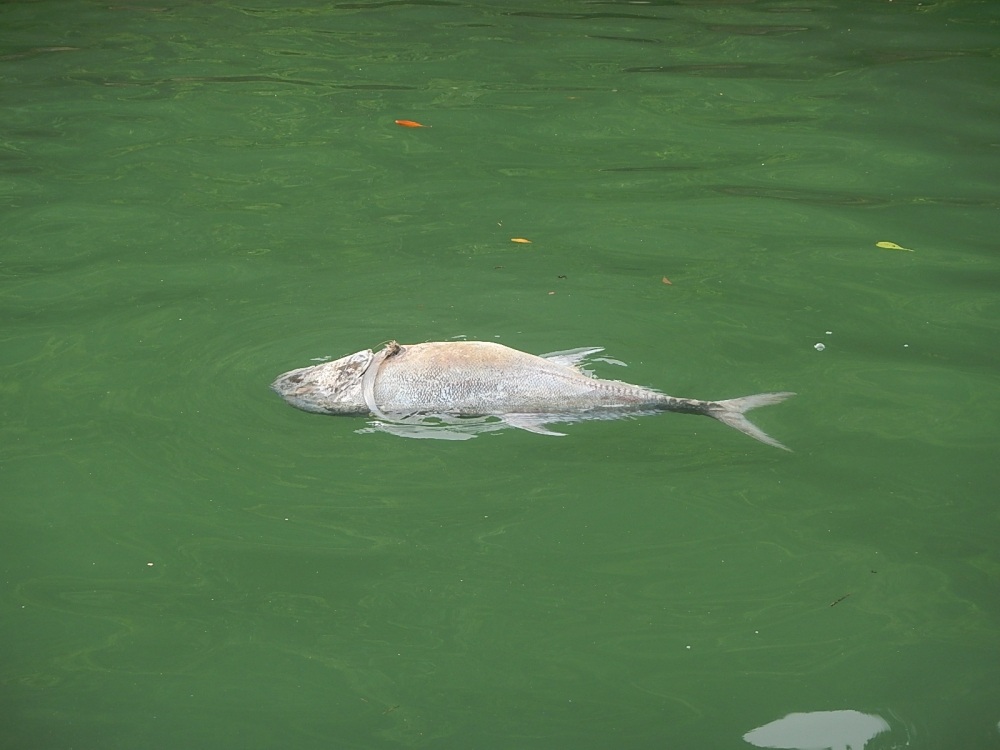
<box><xmin>395</xmin><ymin>119</ymin><xmax>427</xmax><ymax>128</ymax></box>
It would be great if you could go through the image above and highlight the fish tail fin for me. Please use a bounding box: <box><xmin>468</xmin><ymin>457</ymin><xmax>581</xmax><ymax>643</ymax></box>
<box><xmin>707</xmin><ymin>392</ymin><xmax>795</xmax><ymax>451</ymax></box>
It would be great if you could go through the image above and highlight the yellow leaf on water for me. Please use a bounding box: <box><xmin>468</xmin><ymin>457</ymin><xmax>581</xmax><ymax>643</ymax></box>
<box><xmin>510</xmin><ymin>238</ymin><xmax>532</xmax><ymax>244</ymax></box>
<box><xmin>876</xmin><ymin>241</ymin><xmax>913</xmax><ymax>251</ymax></box>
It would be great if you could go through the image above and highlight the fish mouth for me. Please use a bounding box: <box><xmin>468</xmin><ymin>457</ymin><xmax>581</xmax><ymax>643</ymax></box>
<box><xmin>270</xmin><ymin>375</ymin><xmax>293</xmax><ymax>396</ymax></box>
<box><xmin>270</xmin><ymin>366</ymin><xmax>310</xmax><ymax>396</ymax></box>
<box><xmin>270</xmin><ymin>377</ymin><xmax>330</xmax><ymax>414</ymax></box>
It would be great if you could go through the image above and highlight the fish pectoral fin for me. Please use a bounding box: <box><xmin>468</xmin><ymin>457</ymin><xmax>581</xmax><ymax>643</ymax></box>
<box><xmin>502</xmin><ymin>414</ymin><xmax>566</xmax><ymax>436</ymax></box>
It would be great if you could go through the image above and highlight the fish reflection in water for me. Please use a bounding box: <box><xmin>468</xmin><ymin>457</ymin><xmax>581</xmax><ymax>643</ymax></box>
<box><xmin>743</xmin><ymin>710</ymin><xmax>891</xmax><ymax>750</ymax></box>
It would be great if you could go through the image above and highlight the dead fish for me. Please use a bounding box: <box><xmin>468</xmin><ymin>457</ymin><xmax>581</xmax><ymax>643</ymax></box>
<box><xmin>271</xmin><ymin>341</ymin><xmax>795</xmax><ymax>449</ymax></box>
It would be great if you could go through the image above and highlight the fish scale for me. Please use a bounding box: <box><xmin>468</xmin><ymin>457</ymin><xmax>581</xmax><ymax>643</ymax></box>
<box><xmin>373</xmin><ymin>342</ymin><xmax>658</xmax><ymax>414</ymax></box>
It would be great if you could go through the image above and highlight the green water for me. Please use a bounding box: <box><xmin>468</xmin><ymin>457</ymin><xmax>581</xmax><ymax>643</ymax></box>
<box><xmin>3</xmin><ymin>1</ymin><xmax>998</xmax><ymax>748</ymax></box>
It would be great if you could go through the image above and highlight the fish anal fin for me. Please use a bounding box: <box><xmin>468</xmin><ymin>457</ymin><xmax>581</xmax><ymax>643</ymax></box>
<box><xmin>503</xmin><ymin>414</ymin><xmax>566</xmax><ymax>436</ymax></box>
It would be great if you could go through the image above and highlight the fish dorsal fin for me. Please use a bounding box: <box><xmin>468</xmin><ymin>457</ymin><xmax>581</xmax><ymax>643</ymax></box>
<box><xmin>540</xmin><ymin>346</ymin><xmax>604</xmax><ymax>370</ymax></box>
<box><xmin>502</xmin><ymin>414</ymin><xmax>567</xmax><ymax>436</ymax></box>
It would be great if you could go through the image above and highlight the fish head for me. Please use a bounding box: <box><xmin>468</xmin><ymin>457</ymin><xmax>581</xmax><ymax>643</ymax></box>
<box><xmin>271</xmin><ymin>348</ymin><xmax>373</xmax><ymax>415</ymax></box>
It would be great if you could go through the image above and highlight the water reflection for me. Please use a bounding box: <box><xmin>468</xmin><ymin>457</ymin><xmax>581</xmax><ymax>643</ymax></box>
<box><xmin>743</xmin><ymin>709</ymin><xmax>889</xmax><ymax>750</ymax></box>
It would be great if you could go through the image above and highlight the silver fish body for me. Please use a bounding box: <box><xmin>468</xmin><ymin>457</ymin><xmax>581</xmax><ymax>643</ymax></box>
<box><xmin>271</xmin><ymin>341</ymin><xmax>794</xmax><ymax>448</ymax></box>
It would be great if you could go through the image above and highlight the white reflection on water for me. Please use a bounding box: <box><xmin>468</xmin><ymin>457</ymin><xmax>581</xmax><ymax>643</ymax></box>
<box><xmin>743</xmin><ymin>709</ymin><xmax>890</xmax><ymax>750</ymax></box>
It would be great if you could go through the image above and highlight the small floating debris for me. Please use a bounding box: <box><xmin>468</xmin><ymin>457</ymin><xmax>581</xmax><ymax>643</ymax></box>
<box><xmin>394</xmin><ymin>119</ymin><xmax>428</xmax><ymax>128</ymax></box>
<box><xmin>875</xmin><ymin>241</ymin><xmax>912</xmax><ymax>251</ymax></box>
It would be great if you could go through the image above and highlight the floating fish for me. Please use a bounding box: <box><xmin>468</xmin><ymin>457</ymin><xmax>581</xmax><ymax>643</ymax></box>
<box><xmin>272</xmin><ymin>341</ymin><xmax>795</xmax><ymax>448</ymax></box>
